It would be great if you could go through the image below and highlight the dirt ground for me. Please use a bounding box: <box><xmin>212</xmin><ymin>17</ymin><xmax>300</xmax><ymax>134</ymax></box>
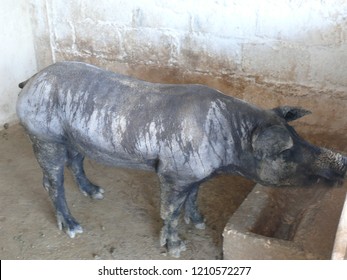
<box><xmin>0</xmin><ymin>124</ymin><xmax>254</xmax><ymax>260</ymax></box>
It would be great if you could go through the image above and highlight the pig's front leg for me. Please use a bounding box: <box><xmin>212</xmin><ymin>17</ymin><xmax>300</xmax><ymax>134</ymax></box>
<box><xmin>184</xmin><ymin>186</ymin><xmax>206</xmax><ymax>229</ymax></box>
<box><xmin>158</xmin><ymin>175</ymin><xmax>189</xmax><ymax>258</ymax></box>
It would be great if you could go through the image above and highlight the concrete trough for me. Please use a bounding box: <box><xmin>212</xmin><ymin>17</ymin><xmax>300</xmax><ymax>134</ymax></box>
<box><xmin>332</xmin><ymin>193</ymin><xmax>347</xmax><ymax>260</ymax></box>
<box><xmin>223</xmin><ymin>182</ymin><xmax>347</xmax><ymax>260</ymax></box>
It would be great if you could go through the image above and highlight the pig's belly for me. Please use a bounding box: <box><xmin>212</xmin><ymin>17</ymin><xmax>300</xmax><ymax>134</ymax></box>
<box><xmin>65</xmin><ymin>126</ymin><xmax>159</xmax><ymax>171</ymax></box>
<box><xmin>75</xmin><ymin>141</ymin><xmax>158</xmax><ymax>171</ymax></box>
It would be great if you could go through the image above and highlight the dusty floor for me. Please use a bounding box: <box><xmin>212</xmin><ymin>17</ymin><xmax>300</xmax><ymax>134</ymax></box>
<box><xmin>0</xmin><ymin>124</ymin><xmax>254</xmax><ymax>260</ymax></box>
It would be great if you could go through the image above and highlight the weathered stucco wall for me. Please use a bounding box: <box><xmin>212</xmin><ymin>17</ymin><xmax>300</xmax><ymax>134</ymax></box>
<box><xmin>0</xmin><ymin>0</ymin><xmax>37</xmax><ymax>126</ymax></box>
<box><xmin>4</xmin><ymin>0</ymin><xmax>347</xmax><ymax>137</ymax></box>
<box><xmin>32</xmin><ymin>0</ymin><xmax>347</xmax><ymax>90</ymax></box>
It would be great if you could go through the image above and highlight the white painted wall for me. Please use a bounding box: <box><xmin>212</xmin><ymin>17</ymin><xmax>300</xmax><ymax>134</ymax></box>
<box><xmin>32</xmin><ymin>0</ymin><xmax>347</xmax><ymax>93</ymax></box>
<box><xmin>0</xmin><ymin>0</ymin><xmax>37</xmax><ymax>126</ymax></box>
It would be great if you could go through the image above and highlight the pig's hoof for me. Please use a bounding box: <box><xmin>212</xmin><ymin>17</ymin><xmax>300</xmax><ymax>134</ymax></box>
<box><xmin>184</xmin><ymin>215</ymin><xmax>206</xmax><ymax>230</ymax></box>
<box><xmin>57</xmin><ymin>214</ymin><xmax>83</xmax><ymax>238</ymax></box>
<box><xmin>66</xmin><ymin>224</ymin><xmax>83</xmax><ymax>238</ymax></box>
<box><xmin>80</xmin><ymin>184</ymin><xmax>104</xmax><ymax>200</ymax></box>
<box><xmin>90</xmin><ymin>188</ymin><xmax>104</xmax><ymax>200</ymax></box>
<box><xmin>184</xmin><ymin>215</ymin><xmax>191</xmax><ymax>225</ymax></box>
<box><xmin>194</xmin><ymin>222</ymin><xmax>206</xmax><ymax>230</ymax></box>
<box><xmin>160</xmin><ymin>229</ymin><xmax>187</xmax><ymax>257</ymax></box>
<box><xmin>168</xmin><ymin>240</ymin><xmax>186</xmax><ymax>258</ymax></box>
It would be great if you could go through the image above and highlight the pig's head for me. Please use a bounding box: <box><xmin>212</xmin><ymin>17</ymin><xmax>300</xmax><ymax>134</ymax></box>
<box><xmin>250</xmin><ymin>106</ymin><xmax>347</xmax><ymax>187</ymax></box>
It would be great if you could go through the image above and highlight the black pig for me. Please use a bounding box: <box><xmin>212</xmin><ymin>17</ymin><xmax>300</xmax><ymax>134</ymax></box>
<box><xmin>17</xmin><ymin>62</ymin><xmax>347</xmax><ymax>257</ymax></box>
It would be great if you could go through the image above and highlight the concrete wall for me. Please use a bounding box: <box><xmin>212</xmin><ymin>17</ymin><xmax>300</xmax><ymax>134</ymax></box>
<box><xmin>32</xmin><ymin>0</ymin><xmax>347</xmax><ymax>91</ymax></box>
<box><xmin>2</xmin><ymin>0</ymin><xmax>347</xmax><ymax>137</ymax></box>
<box><xmin>0</xmin><ymin>0</ymin><xmax>37</xmax><ymax>126</ymax></box>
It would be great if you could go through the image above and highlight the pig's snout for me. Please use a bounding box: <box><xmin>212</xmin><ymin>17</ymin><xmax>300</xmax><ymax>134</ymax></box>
<box><xmin>314</xmin><ymin>150</ymin><xmax>347</xmax><ymax>186</ymax></box>
<box><xmin>343</xmin><ymin>156</ymin><xmax>347</xmax><ymax>177</ymax></box>
<box><xmin>343</xmin><ymin>155</ymin><xmax>347</xmax><ymax>165</ymax></box>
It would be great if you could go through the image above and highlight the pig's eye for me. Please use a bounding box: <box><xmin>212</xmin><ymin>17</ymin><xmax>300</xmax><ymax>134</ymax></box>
<box><xmin>280</xmin><ymin>148</ymin><xmax>293</xmax><ymax>159</ymax></box>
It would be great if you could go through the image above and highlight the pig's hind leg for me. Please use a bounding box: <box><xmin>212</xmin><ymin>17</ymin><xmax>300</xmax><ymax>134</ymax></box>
<box><xmin>30</xmin><ymin>136</ymin><xmax>83</xmax><ymax>238</ymax></box>
<box><xmin>66</xmin><ymin>148</ymin><xmax>104</xmax><ymax>200</ymax></box>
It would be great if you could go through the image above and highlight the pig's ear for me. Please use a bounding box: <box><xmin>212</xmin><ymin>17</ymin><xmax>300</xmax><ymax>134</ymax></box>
<box><xmin>252</xmin><ymin>125</ymin><xmax>294</xmax><ymax>158</ymax></box>
<box><xmin>272</xmin><ymin>106</ymin><xmax>311</xmax><ymax>122</ymax></box>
